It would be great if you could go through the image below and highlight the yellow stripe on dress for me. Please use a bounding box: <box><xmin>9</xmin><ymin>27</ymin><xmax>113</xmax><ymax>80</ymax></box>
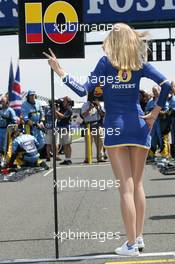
<box><xmin>159</xmin><ymin>80</ymin><xmax>169</xmax><ymax>86</ymax></box>
<box><xmin>103</xmin><ymin>143</ymin><xmax>150</xmax><ymax>150</ymax></box>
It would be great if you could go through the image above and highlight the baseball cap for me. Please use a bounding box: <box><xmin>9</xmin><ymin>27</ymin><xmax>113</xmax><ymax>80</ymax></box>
<box><xmin>27</xmin><ymin>90</ymin><xmax>36</xmax><ymax>96</ymax></box>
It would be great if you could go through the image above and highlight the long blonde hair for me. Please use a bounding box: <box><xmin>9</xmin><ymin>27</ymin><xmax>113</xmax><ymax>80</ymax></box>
<box><xmin>102</xmin><ymin>23</ymin><xmax>149</xmax><ymax>71</ymax></box>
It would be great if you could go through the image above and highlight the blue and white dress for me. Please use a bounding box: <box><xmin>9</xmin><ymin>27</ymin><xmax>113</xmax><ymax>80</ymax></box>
<box><xmin>62</xmin><ymin>56</ymin><xmax>171</xmax><ymax>149</ymax></box>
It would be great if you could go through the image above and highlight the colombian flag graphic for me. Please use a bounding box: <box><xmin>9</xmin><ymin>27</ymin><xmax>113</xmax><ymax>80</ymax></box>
<box><xmin>118</xmin><ymin>70</ymin><xmax>132</xmax><ymax>83</ymax></box>
<box><xmin>25</xmin><ymin>3</ymin><xmax>43</xmax><ymax>44</ymax></box>
<box><xmin>43</xmin><ymin>1</ymin><xmax>79</xmax><ymax>44</ymax></box>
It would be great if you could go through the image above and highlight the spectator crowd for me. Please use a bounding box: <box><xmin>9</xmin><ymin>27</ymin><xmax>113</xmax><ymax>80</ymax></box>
<box><xmin>0</xmin><ymin>83</ymin><xmax>175</xmax><ymax>168</ymax></box>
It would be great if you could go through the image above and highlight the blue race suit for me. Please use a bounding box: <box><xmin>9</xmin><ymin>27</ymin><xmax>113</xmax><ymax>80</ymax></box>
<box><xmin>0</xmin><ymin>107</ymin><xmax>17</xmax><ymax>153</ymax></box>
<box><xmin>169</xmin><ymin>95</ymin><xmax>175</xmax><ymax>145</ymax></box>
<box><xmin>145</xmin><ymin>98</ymin><xmax>169</xmax><ymax>153</ymax></box>
<box><xmin>21</xmin><ymin>100</ymin><xmax>45</xmax><ymax>149</ymax></box>
<box><xmin>45</xmin><ymin>107</ymin><xmax>53</xmax><ymax>130</ymax></box>
<box><xmin>12</xmin><ymin>134</ymin><xmax>40</xmax><ymax>164</ymax></box>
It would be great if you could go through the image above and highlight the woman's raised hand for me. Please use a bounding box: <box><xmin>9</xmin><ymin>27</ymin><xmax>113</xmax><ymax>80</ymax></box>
<box><xmin>43</xmin><ymin>48</ymin><xmax>66</xmax><ymax>78</ymax></box>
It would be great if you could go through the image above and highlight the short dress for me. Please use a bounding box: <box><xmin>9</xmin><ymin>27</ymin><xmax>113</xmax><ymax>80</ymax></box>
<box><xmin>63</xmin><ymin>56</ymin><xmax>171</xmax><ymax>149</ymax></box>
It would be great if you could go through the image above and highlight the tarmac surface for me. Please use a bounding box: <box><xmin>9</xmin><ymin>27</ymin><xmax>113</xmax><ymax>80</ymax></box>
<box><xmin>0</xmin><ymin>138</ymin><xmax>174</xmax><ymax>264</ymax></box>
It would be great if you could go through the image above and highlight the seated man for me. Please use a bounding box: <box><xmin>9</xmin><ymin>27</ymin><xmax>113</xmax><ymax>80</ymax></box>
<box><xmin>9</xmin><ymin>127</ymin><xmax>49</xmax><ymax>169</ymax></box>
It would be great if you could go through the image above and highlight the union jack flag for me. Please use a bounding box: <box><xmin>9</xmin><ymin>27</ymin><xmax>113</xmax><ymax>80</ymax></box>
<box><xmin>8</xmin><ymin>63</ymin><xmax>22</xmax><ymax>117</ymax></box>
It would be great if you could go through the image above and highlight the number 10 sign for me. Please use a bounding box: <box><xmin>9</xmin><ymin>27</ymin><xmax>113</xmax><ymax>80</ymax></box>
<box><xmin>18</xmin><ymin>0</ymin><xmax>84</xmax><ymax>59</ymax></box>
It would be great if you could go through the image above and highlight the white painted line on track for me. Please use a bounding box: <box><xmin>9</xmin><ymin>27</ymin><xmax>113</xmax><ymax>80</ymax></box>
<box><xmin>43</xmin><ymin>163</ymin><xmax>110</xmax><ymax>176</ymax></box>
<box><xmin>56</xmin><ymin>163</ymin><xmax>110</xmax><ymax>169</ymax></box>
<box><xmin>72</xmin><ymin>137</ymin><xmax>84</xmax><ymax>143</ymax></box>
<box><xmin>0</xmin><ymin>251</ymin><xmax>174</xmax><ymax>264</ymax></box>
<box><xmin>43</xmin><ymin>169</ymin><xmax>53</xmax><ymax>177</ymax></box>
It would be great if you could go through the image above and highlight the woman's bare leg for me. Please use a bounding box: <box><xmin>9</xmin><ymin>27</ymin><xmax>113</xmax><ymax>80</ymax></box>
<box><xmin>129</xmin><ymin>147</ymin><xmax>149</xmax><ymax>237</ymax></box>
<box><xmin>107</xmin><ymin>147</ymin><xmax>136</xmax><ymax>245</ymax></box>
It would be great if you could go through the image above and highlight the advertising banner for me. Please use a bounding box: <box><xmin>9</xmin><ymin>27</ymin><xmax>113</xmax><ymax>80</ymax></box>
<box><xmin>84</xmin><ymin>0</ymin><xmax>175</xmax><ymax>25</ymax></box>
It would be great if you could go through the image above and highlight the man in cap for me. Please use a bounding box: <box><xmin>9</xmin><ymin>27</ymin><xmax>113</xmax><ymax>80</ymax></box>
<box><xmin>21</xmin><ymin>90</ymin><xmax>45</xmax><ymax>150</ymax></box>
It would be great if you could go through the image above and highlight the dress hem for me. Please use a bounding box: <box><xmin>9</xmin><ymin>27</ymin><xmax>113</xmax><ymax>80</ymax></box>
<box><xmin>104</xmin><ymin>143</ymin><xmax>150</xmax><ymax>150</ymax></box>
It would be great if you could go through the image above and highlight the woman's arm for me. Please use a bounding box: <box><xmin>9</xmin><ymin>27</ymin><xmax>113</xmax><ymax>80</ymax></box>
<box><xmin>43</xmin><ymin>49</ymin><xmax>106</xmax><ymax>97</ymax></box>
<box><xmin>141</xmin><ymin>63</ymin><xmax>172</xmax><ymax>128</ymax></box>
<box><xmin>142</xmin><ymin>63</ymin><xmax>172</xmax><ymax>109</ymax></box>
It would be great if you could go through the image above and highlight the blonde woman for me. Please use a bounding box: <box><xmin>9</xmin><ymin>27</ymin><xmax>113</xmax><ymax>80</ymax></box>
<box><xmin>44</xmin><ymin>23</ymin><xmax>171</xmax><ymax>256</ymax></box>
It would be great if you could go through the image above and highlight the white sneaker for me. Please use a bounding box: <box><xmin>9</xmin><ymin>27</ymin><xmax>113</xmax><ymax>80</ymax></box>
<box><xmin>136</xmin><ymin>236</ymin><xmax>145</xmax><ymax>251</ymax></box>
<box><xmin>115</xmin><ymin>241</ymin><xmax>139</xmax><ymax>256</ymax></box>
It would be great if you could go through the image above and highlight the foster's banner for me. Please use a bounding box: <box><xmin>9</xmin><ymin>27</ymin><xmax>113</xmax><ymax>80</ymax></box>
<box><xmin>84</xmin><ymin>0</ymin><xmax>175</xmax><ymax>24</ymax></box>
<box><xmin>0</xmin><ymin>0</ymin><xmax>18</xmax><ymax>30</ymax></box>
<box><xmin>1</xmin><ymin>0</ymin><xmax>175</xmax><ymax>34</ymax></box>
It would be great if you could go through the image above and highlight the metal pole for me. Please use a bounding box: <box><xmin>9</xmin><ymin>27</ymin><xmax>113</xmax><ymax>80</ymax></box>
<box><xmin>51</xmin><ymin>69</ymin><xmax>59</xmax><ymax>258</ymax></box>
<box><xmin>97</xmin><ymin>125</ymin><xmax>100</xmax><ymax>161</ymax></box>
<box><xmin>87</xmin><ymin>123</ymin><xmax>92</xmax><ymax>164</ymax></box>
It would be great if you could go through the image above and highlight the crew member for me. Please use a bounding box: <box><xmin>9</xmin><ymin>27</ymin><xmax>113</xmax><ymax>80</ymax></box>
<box><xmin>21</xmin><ymin>90</ymin><xmax>45</xmax><ymax>150</ymax></box>
<box><xmin>0</xmin><ymin>96</ymin><xmax>17</xmax><ymax>155</ymax></box>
